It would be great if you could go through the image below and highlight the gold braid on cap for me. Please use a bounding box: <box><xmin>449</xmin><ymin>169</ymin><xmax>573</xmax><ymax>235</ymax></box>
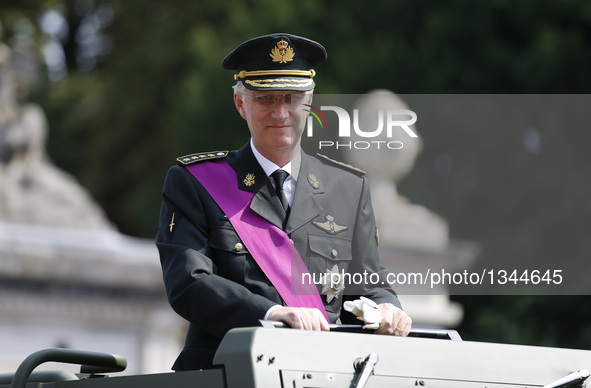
<box><xmin>234</xmin><ymin>69</ymin><xmax>316</xmax><ymax>81</ymax></box>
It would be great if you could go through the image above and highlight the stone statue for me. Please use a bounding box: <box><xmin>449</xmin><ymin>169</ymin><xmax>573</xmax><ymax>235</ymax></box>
<box><xmin>0</xmin><ymin>26</ymin><xmax>113</xmax><ymax>230</ymax></box>
<box><xmin>0</xmin><ymin>24</ymin><xmax>185</xmax><ymax>374</ymax></box>
<box><xmin>344</xmin><ymin>89</ymin><xmax>448</xmax><ymax>251</ymax></box>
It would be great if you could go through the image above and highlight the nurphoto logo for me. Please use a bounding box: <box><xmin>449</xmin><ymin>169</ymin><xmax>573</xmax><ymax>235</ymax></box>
<box><xmin>302</xmin><ymin>98</ymin><xmax>418</xmax><ymax>151</ymax></box>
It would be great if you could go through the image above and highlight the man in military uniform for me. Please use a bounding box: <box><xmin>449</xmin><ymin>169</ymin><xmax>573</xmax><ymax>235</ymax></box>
<box><xmin>156</xmin><ymin>33</ymin><xmax>412</xmax><ymax>371</ymax></box>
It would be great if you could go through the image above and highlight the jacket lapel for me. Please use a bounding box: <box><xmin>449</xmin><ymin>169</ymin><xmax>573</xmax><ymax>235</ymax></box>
<box><xmin>285</xmin><ymin>152</ymin><xmax>323</xmax><ymax>234</ymax></box>
<box><xmin>232</xmin><ymin>142</ymin><xmax>285</xmax><ymax>229</ymax></box>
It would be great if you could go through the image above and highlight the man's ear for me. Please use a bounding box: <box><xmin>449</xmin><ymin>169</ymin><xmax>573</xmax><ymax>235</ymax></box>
<box><xmin>307</xmin><ymin>90</ymin><xmax>314</xmax><ymax>106</ymax></box>
<box><xmin>234</xmin><ymin>92</ymin><xmax>247</xmax><ymax>120</ymax></box>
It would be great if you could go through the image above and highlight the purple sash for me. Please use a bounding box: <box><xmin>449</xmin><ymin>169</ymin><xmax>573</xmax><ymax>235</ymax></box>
<box><xmin>186</xmin><ymin>159</ymin><xmax>328</xmax><ymax>321</ymax></box>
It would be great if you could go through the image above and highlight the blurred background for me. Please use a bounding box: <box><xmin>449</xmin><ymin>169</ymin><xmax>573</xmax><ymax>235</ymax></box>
<box><xmin>1</xmin><ymin>0</ymin><xmax>591</xmax><ymax>373</ymax></box>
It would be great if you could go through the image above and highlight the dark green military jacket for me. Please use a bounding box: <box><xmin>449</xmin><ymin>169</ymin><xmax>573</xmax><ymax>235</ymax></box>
<box><xmin>156</xmin><ymin>142</ymin><xmax>401</xmax><ymax>370</ymax></box>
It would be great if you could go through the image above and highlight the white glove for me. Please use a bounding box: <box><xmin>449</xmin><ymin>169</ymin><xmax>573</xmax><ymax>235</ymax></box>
<box><xmin>343</xmin><ymin>296</ymin><xmax>382</xmax><ymax>330</ymax></box>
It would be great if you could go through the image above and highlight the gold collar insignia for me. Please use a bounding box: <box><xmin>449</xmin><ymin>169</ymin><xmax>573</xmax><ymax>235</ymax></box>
<box><xmin>243</xmin><ymin>173</ymin><xmax>255</xmax><ymax>187</ymax></box>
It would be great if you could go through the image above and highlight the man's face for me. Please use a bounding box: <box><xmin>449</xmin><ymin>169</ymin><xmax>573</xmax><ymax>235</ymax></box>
<box><xmin>234</xmin><ymin>88</ymin><xmax>312</xmax><ymax>160</ymax></box>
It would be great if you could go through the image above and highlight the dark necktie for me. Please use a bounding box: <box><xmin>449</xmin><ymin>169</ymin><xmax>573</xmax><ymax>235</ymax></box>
<box><xmin>271</xmin><ymin>169</ymin><xmax>290</xmax><ymax>214</ymax></box>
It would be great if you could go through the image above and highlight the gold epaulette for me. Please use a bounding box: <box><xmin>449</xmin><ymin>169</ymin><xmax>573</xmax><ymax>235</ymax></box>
<box><xmin>315</xmin><ymin>153</ymin><xmax>366</xmax><ymax>176</ymax></box>
<box><xmin>177</xmin><ymin>151</ymin><xmax>229</xmax><ymax>165</ymax></box>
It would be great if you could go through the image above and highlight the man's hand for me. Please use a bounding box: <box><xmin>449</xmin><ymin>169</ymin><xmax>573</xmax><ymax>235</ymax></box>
<box><xmin>267</xmin><ymin>306</ymin><xmax>330</xmax><ymax>331</ymax></box>
<box><xmin>375</xmin><ymin>303</ymin><xmax>412</xmax><ymax>336</ymax></box>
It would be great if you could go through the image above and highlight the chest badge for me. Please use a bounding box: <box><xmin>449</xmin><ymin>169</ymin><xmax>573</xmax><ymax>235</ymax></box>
<box><xmin>321</xmin><ymin>264</ymin><xmax>345</xmax><ymax>303</ymax></box>
<box><xmin>313</xmin><ymin>214</ymin><xmax>348</xmax><ymax>235</ymax></box>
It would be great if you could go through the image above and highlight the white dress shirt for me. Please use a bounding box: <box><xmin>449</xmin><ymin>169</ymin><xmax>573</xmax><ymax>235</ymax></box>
<box><xmin>250</xmin><ymin>138</ymin><xmax>301</xmax><ymax>207</ymax></box>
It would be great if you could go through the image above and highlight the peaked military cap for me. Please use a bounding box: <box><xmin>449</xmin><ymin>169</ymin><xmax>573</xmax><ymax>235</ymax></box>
<box><xmin>222</xmin><ymin>33</ymin><xmax>327</xmax><ymax>91</ymax></box>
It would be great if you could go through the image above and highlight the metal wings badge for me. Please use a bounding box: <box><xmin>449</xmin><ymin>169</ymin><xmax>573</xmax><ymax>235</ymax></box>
<box><xmin>313</xmin><ymin>214</ymin><xmax>348</xmax><ymax>235</ymax></box>
<box><xmin>270</xmin><ymin>39</ymin><xmax>295</xmax><ymax>64</ymax></box>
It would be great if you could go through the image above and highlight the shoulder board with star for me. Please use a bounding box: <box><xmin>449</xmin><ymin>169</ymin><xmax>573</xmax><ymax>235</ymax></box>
<box><xmin>315</xmin><ymin>153</ymin><xmax>366</xmax><ymax>176</ymax></box>
<box><xmin>177</xmin><ymin>151</ymin><xmax>229</xmax><ymax>165</ymax></box>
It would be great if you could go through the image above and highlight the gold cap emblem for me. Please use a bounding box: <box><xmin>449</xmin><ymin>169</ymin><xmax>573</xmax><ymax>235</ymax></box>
<box><xmin>270</xmin><ymin>39</ymin><xmax>295</xmax><ymax>64</ymax></box>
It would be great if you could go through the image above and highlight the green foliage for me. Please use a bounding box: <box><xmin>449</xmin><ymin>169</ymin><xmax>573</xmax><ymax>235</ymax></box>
<box><xmin>454</xmin><ymin>295</ymin><xmax>591</xmax><ymax>350</ymax></box>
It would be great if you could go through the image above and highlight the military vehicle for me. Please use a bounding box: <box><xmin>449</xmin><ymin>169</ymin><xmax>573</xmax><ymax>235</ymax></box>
<box><xmin>1</xmin><ymin>322</ymin><xmax>589</xmax><ymax>388</ymax></box>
